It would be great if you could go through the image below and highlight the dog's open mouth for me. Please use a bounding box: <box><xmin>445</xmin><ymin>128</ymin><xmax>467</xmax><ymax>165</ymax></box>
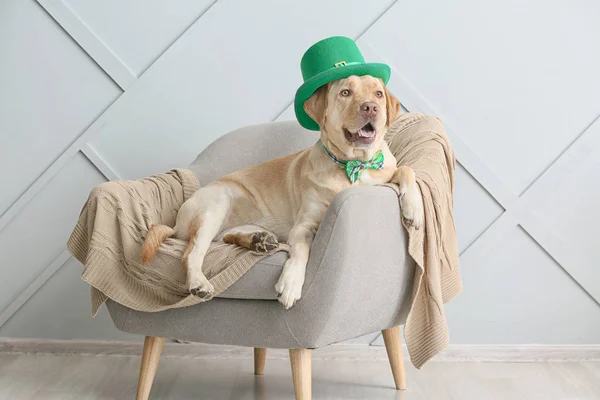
<box><xmin>344</xmin><ymin>122</ymin><xmax>377</xmax><ymax>145</ymax></box>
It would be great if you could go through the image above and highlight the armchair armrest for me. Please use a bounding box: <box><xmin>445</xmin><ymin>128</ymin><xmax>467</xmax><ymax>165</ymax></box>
<box><xmin>284</xmin><ymin>185</ymin><xmax>416</xmax><ymax>348</ymax></box>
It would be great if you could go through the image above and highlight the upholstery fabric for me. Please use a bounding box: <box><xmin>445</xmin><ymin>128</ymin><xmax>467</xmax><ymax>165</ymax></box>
<box><xmin>107</xmin><ymin>185</ymin><xmax>415</xmax><ymax>349</ymax></box>
<box><xmin>218</xmin><ymin>252</ymin><xmax>287</xmax><ymax>300</ymax></box>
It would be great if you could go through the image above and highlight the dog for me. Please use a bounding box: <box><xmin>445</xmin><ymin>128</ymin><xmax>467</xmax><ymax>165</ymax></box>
<box><xmin>141</xmin><ymin>75</ymin><xmax>424</xmax><ymax>309</ymax></box>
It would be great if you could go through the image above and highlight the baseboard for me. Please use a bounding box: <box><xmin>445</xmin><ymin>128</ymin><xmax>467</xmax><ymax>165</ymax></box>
<box><xmin>418</xmin><ymin>344</ymin><xmax>600</xmax><ymax>362</ymax></box>
<box><xmin>1</xmin><ymin>338</ymin><xmax>598</xmax><ymax>362</ymax></box>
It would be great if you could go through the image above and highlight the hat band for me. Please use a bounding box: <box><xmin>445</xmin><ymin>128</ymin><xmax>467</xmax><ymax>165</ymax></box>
<box><xmin>332</xmin><ymin>61</ymin><xmax>361</xmax><ymax>69</ymax></box>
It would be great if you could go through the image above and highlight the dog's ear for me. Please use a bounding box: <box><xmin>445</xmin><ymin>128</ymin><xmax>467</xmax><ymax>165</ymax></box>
<box><xmin>384</xmin><ymin>85</ymin><xmax>401</xmax><ymax>126</ymax></box>
<box><xmin>304</xmin><ymin>84</ymin><xmax>330</xmax><ymax>127</ymax></box>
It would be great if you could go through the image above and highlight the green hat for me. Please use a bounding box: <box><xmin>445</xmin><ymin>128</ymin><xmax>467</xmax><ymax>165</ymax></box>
<box><xmin>294</xmin><ymin>36</ymin><xmax>391</xmax><ymax>131</ymax></box>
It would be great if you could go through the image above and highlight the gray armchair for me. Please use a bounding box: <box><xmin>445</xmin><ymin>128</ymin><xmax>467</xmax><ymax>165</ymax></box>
<box><xmin>105</xmin><ymin>120</ymin><xmax>416</xmax><ymax>400</ymax></box>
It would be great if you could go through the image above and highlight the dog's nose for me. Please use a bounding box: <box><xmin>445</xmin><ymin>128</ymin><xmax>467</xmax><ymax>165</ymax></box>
<box><xmin>360</xmin><ymin>101</ymin><xmax>379</xmax><ymax>117</ymax></box>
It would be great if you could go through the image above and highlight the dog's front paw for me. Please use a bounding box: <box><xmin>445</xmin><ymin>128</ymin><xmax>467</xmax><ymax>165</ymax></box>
<box><xmin>399</xmin><ymin>182</ymin><xmax>424</xmax><ymax>230</ymax></box>
<box><xmin>275</xmin><ymin>268</ymin><xmax>304</xmax><ymax>309</ymax></box>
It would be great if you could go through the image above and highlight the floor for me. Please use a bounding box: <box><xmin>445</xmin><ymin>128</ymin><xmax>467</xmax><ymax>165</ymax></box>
<box><xmin>0</xmin><ymin>353</ymin><xmax>599</xmax><ymax>400</ymax></box>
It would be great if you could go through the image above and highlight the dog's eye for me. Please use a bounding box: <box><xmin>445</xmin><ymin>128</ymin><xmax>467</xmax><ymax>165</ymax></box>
<box><xmin>376</xmin><ymin>90</ymin><xmax>383</xmax><ymax>98</ymax></box>
<box><xmin>340</xmin><ymin>89</ymin><xmax>351</xmax><ymax>97</ymax></box>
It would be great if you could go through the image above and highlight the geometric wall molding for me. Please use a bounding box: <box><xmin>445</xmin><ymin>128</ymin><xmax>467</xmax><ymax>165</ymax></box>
<box><xmin>2</xmin><ymin>0</ymin><xmax>598</xmax><ymax>345</ymax></box>
<box><xmin>361</xmin><ymin>42</ymin><xmax>600</xmax><ymax>305</ymax></box>
<box><xmin>0</xmin><ymin>0</ymin><xmax>401</xmax><ymax>340</ymax></box>
<box><xmin>85</xmin><ymin>0</ymin><xmax>399</xmax><ymax>181</ymax></box>
<box><xmin>36</xmin><ymin>0</ymin><xmax>136</xmax><ymax>90</ymax></box>
<box><xmin>60</xmin><ymin>0</ymin><xmax>218</xmax><ymax>79</ymax></box>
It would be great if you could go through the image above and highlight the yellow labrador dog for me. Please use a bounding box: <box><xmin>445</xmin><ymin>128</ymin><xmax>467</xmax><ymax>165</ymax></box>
<box><xmin>142</xmin><ymin>75</ymin><xmax>424</xmax><ymax>309</ymax></box>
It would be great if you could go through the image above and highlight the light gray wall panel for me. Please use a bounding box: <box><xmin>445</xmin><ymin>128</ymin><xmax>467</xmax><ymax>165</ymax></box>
<box><xmin>0</xmin><ymin>0</ymin><xmax>121</xmax><ymax>215</ymax></box>
<box><xmin>454</xmin><ymin>163</ymin><xmax>504</xmax><ymax>253</ymax></box>
<box><xmin>0</xmin><ymin>153</ymin><xmax>105</xmax><ymax>315</ymax></box>
<box><xmin>361</xmin><ymin>0</ymin><xmax>600</xmax><ymax>194</ymax></box>
<box><xmin>89</xmin><ymin>0</ymin><xmax>395</xmax><ymax>180</ymax></box>
<box><xmin>533</xmin><ymin>145</ymin><xmax>600</xmax><ymax>300</ymax></box>
<box><xmin>64</xmin><ymin>0</ymin><xmax>214</xmax><ymax>77</ymax></box>
<box><xmin>0</xmin><ymin>258</ymin><xmax>139</xmax><ymax>341</ymax></box>
<box><xmin>2</xmin><ymin>0</ymin><xmax>599</xmax><ymax>346</ymax></box>
<box><xmin>276</xmin><ymin>108</ymin><xmax>297</xmax><ymax>122</ymax></box>
<box><xmin>445</xmin><ymin>226</ymin><xmax>600</xmax><ymax>344</ymax></box>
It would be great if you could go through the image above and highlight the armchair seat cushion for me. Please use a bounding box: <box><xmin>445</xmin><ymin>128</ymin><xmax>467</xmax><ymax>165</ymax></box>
<box><xmin>216</xmin><ymin>251</ymin><xmax>287</xmax><ymax>300</ymax></box>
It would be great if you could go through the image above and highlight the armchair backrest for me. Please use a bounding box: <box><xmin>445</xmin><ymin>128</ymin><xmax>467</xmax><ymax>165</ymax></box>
<box><xmin>189</xmin><ymin>120</ymin><xmax>319</xmax><ymax>186</ymax></box>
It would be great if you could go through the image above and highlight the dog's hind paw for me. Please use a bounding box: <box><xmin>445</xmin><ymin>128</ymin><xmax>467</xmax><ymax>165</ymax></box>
<box><xmin>251</xmin><ymin>231</ymin><xmax>279</xmax><ymax>253</ymax></box>
<box><xmin>189</xmin><ymin>280</ymin><xmax>214</xmax><ymax>300</ymax></box>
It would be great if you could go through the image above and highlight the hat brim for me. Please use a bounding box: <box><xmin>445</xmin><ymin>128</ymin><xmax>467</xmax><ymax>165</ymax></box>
<box><xmin>294</xmin><ymin>63</ymin><xmax>391</xmax><ymax>131</ymax></box>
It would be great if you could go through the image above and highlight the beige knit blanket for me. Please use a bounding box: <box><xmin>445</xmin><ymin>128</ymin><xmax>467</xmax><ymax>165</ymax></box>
<box><xmin>385</xmin><ymin>113</ymin><xmax>461</xmax><ymax>368</ymax></box>
<box><xmin>67</xmin><ymin>169</ymin><xmax>288</xmax><ymax>316</ymax></box>
<box><xmin>67</xmin><ymin>113</ymin><xmax>460</xmax><ymax>368</ymax></box>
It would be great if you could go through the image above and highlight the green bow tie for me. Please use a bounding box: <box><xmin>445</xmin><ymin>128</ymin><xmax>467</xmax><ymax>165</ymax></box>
<box><xmin>322</xmin><ymin>144</ymin><xmax>385</xmax><ymax>183</ymax></box>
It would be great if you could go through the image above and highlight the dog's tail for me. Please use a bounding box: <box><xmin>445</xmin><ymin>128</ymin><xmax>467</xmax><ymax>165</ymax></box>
<box><xmin>141</xmin><ymin>224</ymin><xmax>174</xmax><ymax>264</ymax></box>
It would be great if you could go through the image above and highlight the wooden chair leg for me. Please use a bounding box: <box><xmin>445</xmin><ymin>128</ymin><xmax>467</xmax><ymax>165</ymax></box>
<box><xmin>289</xmin><ymin>348</ymin><xmax>312</xmax><ymax>400</ymax></box>
<box><xmin>254</xmin><ymin>347</ymin><xmax>267</xmax><ymax>375</ymax></box>
<box><xmin>136</xmin><ymin>336</ymin><xmax>165</xmax><ymax>400</ymax></box>
<box><xmin>382</xmin><ymin>326</ymin><xmax>407</xmax><ymax>390</ymax></box>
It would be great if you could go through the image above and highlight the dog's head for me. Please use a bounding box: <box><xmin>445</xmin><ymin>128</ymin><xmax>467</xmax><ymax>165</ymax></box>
<box><xmin>303</xmin><ymin>75</ymin><xmax>401</xmax><ymax>159</ymax></box>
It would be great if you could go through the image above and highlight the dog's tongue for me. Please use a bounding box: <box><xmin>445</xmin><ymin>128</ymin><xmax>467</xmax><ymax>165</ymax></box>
<box><xmin>357</xmin><ymin>123</ymin><xmax>376</xmax><ymax>138</ymax></box>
